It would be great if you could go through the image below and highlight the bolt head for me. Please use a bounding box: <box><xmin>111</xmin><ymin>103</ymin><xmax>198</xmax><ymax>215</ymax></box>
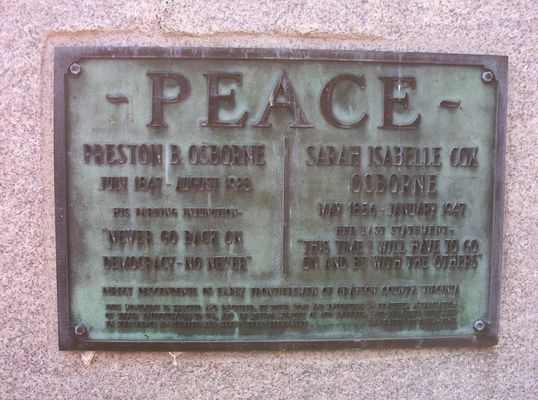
<box><xmin>69</xmin><ymin>62</ymin><xmax>82</xmax><ymax>76</ymax></box>
<box><xmin>74</xmin><ymin>324</ymin><xmax>87</xmax><ymax>336</ymax></box>
<box><xmin>473</xmin><ymin>320</ymin><xmax>486</xmax><ymax>332</ymax></box>
<box><xmin>482</xmin><ymin>70</ymin><xmax>494</xmax><ymax>83</ymax></box>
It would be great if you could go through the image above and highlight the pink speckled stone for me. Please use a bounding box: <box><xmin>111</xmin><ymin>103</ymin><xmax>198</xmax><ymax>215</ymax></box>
<box><xmin>0</xmin><ymin>1</ymin><xmax>537</xmax><ymax>398</ymax></box>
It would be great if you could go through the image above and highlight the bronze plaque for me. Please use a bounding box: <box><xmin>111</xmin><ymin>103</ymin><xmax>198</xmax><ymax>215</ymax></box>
<box><xmin>54</xmin><ymin>47</ymin><xmax>506</xmax><ymax>350</ymax></box>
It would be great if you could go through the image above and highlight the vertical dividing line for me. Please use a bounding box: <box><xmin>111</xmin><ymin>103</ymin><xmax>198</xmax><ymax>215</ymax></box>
<box><xmin>282</xmin><ymin>135</ymin><xmax>290</xmax><ymax>278</ymax></box>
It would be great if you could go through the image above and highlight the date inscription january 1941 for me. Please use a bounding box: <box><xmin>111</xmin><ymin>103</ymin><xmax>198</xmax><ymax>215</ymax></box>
<box><xmin>54</xmin><ymin>48</ymin><xmax>506</xmax><ymax>350</ymax></box>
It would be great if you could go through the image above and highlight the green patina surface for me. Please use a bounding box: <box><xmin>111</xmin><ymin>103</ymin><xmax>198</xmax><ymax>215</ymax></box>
<box><xmin>65</xmin><ymin>57</ymin><xmax>497</xmax><ymax>342</ymax></box>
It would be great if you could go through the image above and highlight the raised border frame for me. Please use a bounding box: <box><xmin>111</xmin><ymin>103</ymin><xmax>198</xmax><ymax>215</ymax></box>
<box><xmin>54</xmin><ymin>47</ymin><xmax>507</xmax><ymax>351</ymax></box>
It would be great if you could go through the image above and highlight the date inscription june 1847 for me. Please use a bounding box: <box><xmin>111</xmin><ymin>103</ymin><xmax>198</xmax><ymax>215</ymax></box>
<box><xmin>54</xmin><ymin>48</ymin><xmax>507</xmax><ymax>350</ymax></box>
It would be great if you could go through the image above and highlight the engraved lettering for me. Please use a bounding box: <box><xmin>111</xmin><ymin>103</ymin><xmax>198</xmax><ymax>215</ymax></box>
<box><xmin>188</xmin><ymin>144</ymin><xmax>265</xmax><ymax>165</ymax></box>
<box><xmin>202</xmin><ymin>72</ymin><xmax>248</xmax><ymax>127</ymax></box>
<box><xmin>176</xmin><ymin>176</ymin><xmax>220</xmax><ymax>192</ymax></box>
<box><xmin>306</xmin><ymin>145</ymin><xmax>360</xmax><ymax>166</ymax></box>
<box><xmin>320</xmin><ymin>74</ymin><xmax>368</xmax><ymax>128</ymax></box>
<box><xmin>450</xmin><ymin>147</ymin><xmax>478</xmax><ymax>167</ymax></box>
<box><xmin>147</xmin><ymin>72</ymin><xmax>191</xmax><ymax>128</ymax></box>
<box><xmin>350</xmin><ymin>174</ymin><xmax>437</xmax><ymax>194</ymax></box>
<box><xmin>100</xmin><ymin>177</ymin><xmax>128</xmax><ymax>191</ymax></box>
<box><xmin>318</xmin><ymin>202</ymin><xmax>343</xmax><ymax>217</ymax></box>
<box><xmin>107</xmin><ymin>229</ymin><xmax>153</xmax><ymax>246</ymax></box>
<box><xmin>84</xmin><ymin>144</ymin><xmax>163</xmax><ymax>165</ymax></box>
<box><xmin>252</xmin><ymin>72</ymin><xmax>313</xmax><ymax>128</ymax></box>
<box><xmin>368</xmin><ymin>146</ymin><xmax>441</xmax><ymax>167</ymax></box>
<box><xmin>378</xmin><ymin>76</ymin><xmax>421</xmax><ymax>130</ymax></box>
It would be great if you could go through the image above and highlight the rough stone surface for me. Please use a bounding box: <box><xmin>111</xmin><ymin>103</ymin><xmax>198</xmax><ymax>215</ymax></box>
<box><xmin>0</xmin><ymin>0</ymin><xmax>537</xmax><ymax>398</ymax></box>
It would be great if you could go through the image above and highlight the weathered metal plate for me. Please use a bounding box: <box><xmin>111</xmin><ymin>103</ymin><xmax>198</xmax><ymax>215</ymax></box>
<box><xmin>55</xmin><ymin>47</ymin><xmax>506</xmax><ymax>350</ymax></box>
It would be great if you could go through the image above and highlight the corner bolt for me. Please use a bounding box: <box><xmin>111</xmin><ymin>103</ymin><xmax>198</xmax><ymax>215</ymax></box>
<box><xmin>481</xmin><ymin>70</ymin><xmax>494</xmax><ymax>83</ymax></box>
<box><xmin>473</xmin><ymin>319</ymin><xmax>487</xmax><ymax>332</ymax></box>
<box><xmin>69</xmin><ymin>62</ymin><xmax>82</xmax><ymax>76</ymax></box>
<box><xmin>74</xmin><ymin>324</ymin><xmax>87</xmax><ymax>336</ymax></box>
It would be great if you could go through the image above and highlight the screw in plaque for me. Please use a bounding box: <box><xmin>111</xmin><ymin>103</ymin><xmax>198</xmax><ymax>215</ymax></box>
<box><xmin>69</xmin><ymin>62</ymin><xmax>82</xmax><ymax>76</ymax></box>
<box><xmin>481</xmin><ymin>70</ymin><xmax>494</xmax><ymax>83</ymax></box>
<box><xmin>74</xmin><ymin>324</ymin><xmax>87</xmax><ymax>336</ymax></box>
<box><xmin>473</xmin><ymin>319</ymin><xmax>488</xmax><ymax>333</ymax></box>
